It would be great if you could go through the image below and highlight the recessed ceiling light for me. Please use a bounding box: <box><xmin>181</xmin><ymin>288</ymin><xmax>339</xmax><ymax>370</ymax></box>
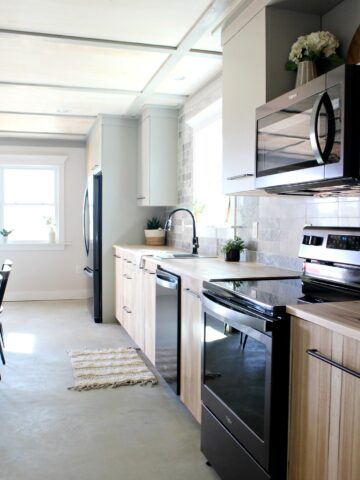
<box><xmin>174</xmin><ymin>75</ymin><xmax>186</xmax><ymax>81</ymax></box>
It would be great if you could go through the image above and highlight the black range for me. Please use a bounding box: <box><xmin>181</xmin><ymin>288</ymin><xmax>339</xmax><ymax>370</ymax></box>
<box><xmin>201</xmin><ymin>226</ymin><xmax>360</xmax><ymax>480</ymax></box>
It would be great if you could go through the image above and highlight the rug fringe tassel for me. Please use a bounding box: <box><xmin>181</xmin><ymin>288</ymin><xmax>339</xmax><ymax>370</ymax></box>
<box><xmin>68</xmin><ymin>378</ymin><xmax>158</xmax><ymax>391</ymax></box>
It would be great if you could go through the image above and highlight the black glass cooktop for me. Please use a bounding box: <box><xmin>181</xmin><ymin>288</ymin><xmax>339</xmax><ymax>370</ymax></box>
<box><xmin>205</xmin><ymin>277</ymin><xmax>360</xmax><ymax>318</ymax></box>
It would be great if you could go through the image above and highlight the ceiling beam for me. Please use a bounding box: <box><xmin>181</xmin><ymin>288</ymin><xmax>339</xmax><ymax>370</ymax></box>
<box><xmin>0</xmin><ymin>28</ymin><xmax>221</xmax><ymax>58</ymax></box>
<box><xmin>126</xmin><ymin>0</ymin><xmax>231</xmax><ymax>115</ymax></box>
<box><xmin>0</xmin><ymin>130</ymin><xmax>87</xmax><ymax>137</ymax></box>
<box><xmin>0</xmin><ymin>80</ymin><xmax>188</xmax><ymax>102</ymax></box>
<box><xmin>0</xmin><ymin>110</ymin><xmax>96</xmax><ymax>119</ymax></box>
<box><xmin>0</xmin><ymin>80</ymin><xmax>140</xmax><ymax>96</ymax></box>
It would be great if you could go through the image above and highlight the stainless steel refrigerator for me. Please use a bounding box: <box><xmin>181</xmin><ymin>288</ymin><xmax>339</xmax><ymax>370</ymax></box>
<box><xmin>83</xmin><ymin>168</ymin><xmax>102</xmax><ymax>323</ymax></box>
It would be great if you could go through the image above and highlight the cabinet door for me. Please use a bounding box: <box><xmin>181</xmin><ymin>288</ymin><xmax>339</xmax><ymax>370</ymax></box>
<box><xmin>222</xmin><ymin>9</ymin><xmax>266</xmax><ymax>195</ymax></box>
<box><xmin>181</xmin><ymin>276</ymin><xmax>202</xmax><ymax>423</ymax></box>
<box><xmin>133</xmin><ymin>266</ymin><xmax>145</xmax><ymax>351</ymax></box>
<box><xmin>143</xmin><ymin>267</ymin><xmax>156</xmax><ymax>364</ymax></box>
<box><xmin>122</xmin><ymin>261</ymin><xmax>136</xmax><ymax>338</ymax></box>
<box><xmin>114</xmin><ymin>253</ymin><xmax>123</xmax><ymax>322</ymax></box>
<box><xmin>137</xmin><ymin>117</ymin><xmax>150</xmax><ymax>205</ymax></box>
<box><xmin>137</xmin><ymin>107</ymin><xmax>178</xmax><ymax>206</ymax></box>
<box><xmin>289</xmin><ymin>318</ymin><xmax>360</xmax><ymax>480</ymax></box>
<box><xmin>86</xmin><ymin>122</ymin><xmax>102</xmax><ymax>175</ymax></box>
<box><xmin>288</xmin><ymin>318</ymin><xmax>332</xmax><ymax>480</ymax></box>
<box><xmin>337</xmin><ymin>336</ymin><xmax>360</xmax><ymax>480</ymax></box>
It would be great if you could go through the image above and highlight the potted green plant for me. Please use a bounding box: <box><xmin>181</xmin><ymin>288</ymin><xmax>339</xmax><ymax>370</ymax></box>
<box><xmin>144</xmin><ymin>217</ymin><xmax>165</xmax><ymax>246</ymax></box>
<box><xmin>221</xmin><ymin>236</ymin><xmax>245</xmax><ymax>262</ymax></box>
<box><xmin>0</xmin><ymin>228</ymin><xmax>14</xmax><ymax>244</ymax></box>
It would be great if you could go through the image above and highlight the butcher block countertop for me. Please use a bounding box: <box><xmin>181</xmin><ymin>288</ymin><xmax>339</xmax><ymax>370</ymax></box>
<box><xmin>113</xmin><ymin>244</ymin><xmax>300</xmax><ymax>282</ymax></box>
<box><xmin>146</xmin><ymin>257</ymin><xmax>300</xmax><ymax>282</ymax></box>
<box><xmin>287</xmin><ymin>302</ymin><xmax>360</xmax><ymax>340</ymax></box>
<box><xmin>114</xmin><ymin>244</ymin><xmax>360</xmax><ymax>338</ymax></box>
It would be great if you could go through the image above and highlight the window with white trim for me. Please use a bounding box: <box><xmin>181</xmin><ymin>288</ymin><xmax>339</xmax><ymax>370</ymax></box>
<box><xmin>0</xmin><ymin>156</ymin><xmax>65</xmax><ymax>244</ymax></box>
<box><xmin>190</xmin><ymin>99</ymin><xmax>228</xmax><ymax>227</ymax></box>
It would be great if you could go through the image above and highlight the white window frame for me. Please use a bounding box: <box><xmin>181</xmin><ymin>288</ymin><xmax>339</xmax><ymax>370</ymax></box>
<box><xmin>187</xmin><ymin>99</ymin><xmax>228</xmax><ymax>231</ymax></box>
<box><xmin>0</xmin><ymin>154</ymin><xmax>66</xmax><ymax>251</ymax></box>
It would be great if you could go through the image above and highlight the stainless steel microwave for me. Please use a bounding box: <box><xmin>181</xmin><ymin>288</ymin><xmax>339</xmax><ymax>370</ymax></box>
<box><xmin>255</xmin><ymin>65</ymin><xmax>360</xmax><ymax>195</ymax></box>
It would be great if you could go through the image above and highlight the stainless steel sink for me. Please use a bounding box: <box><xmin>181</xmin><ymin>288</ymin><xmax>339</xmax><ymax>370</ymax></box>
<box><xmin>171</xmin><ymin>253</ymin><xmax>217</xmax><ymax>259</ymax></box>
<box><xmin>153</xmin><ymin>251</ymin><xmax>217</xmax><ymax>259</ymax></box>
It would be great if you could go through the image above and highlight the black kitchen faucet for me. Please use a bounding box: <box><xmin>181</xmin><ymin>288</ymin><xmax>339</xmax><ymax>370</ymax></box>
<box><xmin>164</xmin><ymin>208</ymin><xmax>199</xmax><ymax>255</ymax></box>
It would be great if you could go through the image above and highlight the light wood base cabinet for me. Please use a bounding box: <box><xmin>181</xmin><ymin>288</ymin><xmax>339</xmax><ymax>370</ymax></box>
<box><xmin>288</xmin><ymin>317</ymin><xmax>360</xmax><ymax>480</ymax></box>
<box><xmin>114</xmin><ymin>249</ymin><xmax>155</xmax><ymax>358</ymax></box>
<box><xmin>114</xmin><ymin>252</ymin><xmax>123</xmax><ymax>322</ymax></box>
<box><xmin>142</xmin><ymin>265</ymin><xmax>156</xmax><ymax>364</ymax></box>
<box><xmin>180</xmin><ymin>275</ymin><xmax>202</xmax><ymax>423</ymax></box>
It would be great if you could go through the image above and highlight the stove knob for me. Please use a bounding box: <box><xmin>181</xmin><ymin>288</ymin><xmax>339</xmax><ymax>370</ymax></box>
<box><xmin>303</xmin><ymin>235</ymin><xmax>311</xmax><ymax>245</ymax></box>
<box><xmin>310</xmin><ymin>236</ymin><xmax>323</xmax><ymax>246</ymax></box>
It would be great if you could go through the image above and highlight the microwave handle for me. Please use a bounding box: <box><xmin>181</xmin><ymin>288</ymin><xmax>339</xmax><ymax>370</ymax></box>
<box><xmin>309</xmin><ymin>91</ymin><xmax>336</xmax><ymax>165</ymax></box>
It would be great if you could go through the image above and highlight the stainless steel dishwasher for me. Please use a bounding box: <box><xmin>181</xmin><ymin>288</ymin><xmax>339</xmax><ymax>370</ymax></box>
<box><xmin>155</xmin><ymin>268</ymin><xmax>181</xmax><ymax>395</ymax></box>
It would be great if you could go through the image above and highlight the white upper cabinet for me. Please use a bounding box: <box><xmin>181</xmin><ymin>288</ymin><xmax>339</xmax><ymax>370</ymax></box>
<box><xmin>222</xmin><ymin>6</ymin><xmax>320</xmax><ymax>195</ymax></box>
<box><xmin>137</xmin><ymin>106</ymin><xmax>179</xmax><ymax>206</ymax></box>
<box><xmin>222</xmin><ymin>9</ymin><xmax>266</xmax><ymax>195</ymax></box>
<box><xmin>86</xmin><ymin>120</ymin><xmax>101</xmax><ymax>175</ymax></box>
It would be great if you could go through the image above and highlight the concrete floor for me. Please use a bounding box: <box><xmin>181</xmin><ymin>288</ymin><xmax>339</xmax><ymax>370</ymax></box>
<box><xmin>0</xmin><ymin>300</ymin><xmax>219</xmax><ymax>480</ymax></box>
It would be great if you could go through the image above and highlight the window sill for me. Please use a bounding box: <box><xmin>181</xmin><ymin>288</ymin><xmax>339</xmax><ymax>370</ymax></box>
<box><xmin>0</xmin><ymin>242</ymin><xmax>70</xmax><ymax>251</ymax></box>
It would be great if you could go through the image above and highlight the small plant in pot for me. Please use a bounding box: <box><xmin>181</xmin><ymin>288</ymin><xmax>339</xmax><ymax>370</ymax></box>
<box><xmin>0</xmin><ymin>228</ymin><xmax>14</xmax><ymax>244</ymax></box>
<box><xmin>221</xmin><ymin>236</ymin><xmax>245</xmax><ymax>262</ymax></box>
<box><xmin>144</xmin><ymin>217</ymin><xmax>165</xmax><ymax>246</ymax></box>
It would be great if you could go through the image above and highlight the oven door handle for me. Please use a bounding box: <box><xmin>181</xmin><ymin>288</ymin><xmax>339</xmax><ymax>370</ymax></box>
<box><xmin>309</xmin><ymin>91</ymin><xmax>336</xmax><ymax>165</ymax></box>
<box><xmin>202</xmin><ymin>293</ymin><xmax>273</xmax><ymax>344</ymax></box>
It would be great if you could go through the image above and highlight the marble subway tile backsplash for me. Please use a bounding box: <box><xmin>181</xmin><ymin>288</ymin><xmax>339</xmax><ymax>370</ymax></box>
<box><xmin>168</xmin><ymin>187</ymin><xmax>360</xmax><ymax>272</ymax></box>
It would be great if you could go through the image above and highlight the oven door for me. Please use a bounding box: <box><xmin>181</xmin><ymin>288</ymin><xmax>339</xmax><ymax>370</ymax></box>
<box><xmin>255</xmin><ymin>75</ymin><xmax>342</xmax><ymax>190</ymax></box>
<box><xmin>202</xmin><ymin>292</ymin><xmax>273</xmax><ymax>470</ymax></box>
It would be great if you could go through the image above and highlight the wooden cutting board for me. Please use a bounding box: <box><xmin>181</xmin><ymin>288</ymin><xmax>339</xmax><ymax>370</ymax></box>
<box><xmin>347</xmin><ymin>24</ymin><xmax>360</xmax><ymax>63</ymax></box>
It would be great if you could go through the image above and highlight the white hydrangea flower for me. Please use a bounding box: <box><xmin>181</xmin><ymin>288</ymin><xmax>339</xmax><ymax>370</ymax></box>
<box><xmin>289</xmin><ymin>35</ymin><xmax>307</xmax><ymax>64</ymax></box>
<box><xmin>288</xmin><ymin>31</ymin><xmax>340</xmax><ymax>63</ymax></box>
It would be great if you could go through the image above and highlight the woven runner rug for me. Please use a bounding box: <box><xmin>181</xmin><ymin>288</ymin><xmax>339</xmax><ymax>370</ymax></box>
<box><xmin>68</xmin><ymin>347</ymin><xmax>158</xmax><ymax>391</ymax></box>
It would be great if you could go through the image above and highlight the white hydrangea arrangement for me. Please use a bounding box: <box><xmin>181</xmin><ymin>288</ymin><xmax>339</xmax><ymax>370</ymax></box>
<box><xmin>286</xmin><ymin>31</ymin><xmax>343</xmax><ymax>71</ymax></box>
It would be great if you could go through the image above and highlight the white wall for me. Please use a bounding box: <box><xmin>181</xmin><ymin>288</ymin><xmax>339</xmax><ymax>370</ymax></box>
<box><xmin>0</xmin><ymin>143</ymin><xmax>88</xmax><ymax>301</ymax></box>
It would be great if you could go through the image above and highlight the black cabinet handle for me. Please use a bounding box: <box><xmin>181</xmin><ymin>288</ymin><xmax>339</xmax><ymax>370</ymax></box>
<box><xmin>306</xmin><ymin>349</ymin><xmax>360</xmax><ymax>379</ymax></box>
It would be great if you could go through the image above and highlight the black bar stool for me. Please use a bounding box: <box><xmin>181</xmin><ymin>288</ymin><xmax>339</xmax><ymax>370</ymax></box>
<box><xmin>0</xmin><ymin>262</ymin><xmax>13</xmax><ymax>372</ymax></box>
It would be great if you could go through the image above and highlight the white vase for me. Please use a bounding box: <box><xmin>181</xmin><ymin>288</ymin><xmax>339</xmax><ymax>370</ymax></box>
<box><xmin>49</xmin><ymin>229</ymin><xmax>56</xmax><ymax>244</ymax></box>
<box><xmin>3</xmin><ymin>236</ymin><xmax>7</xmax><ymax>244</ymax></box>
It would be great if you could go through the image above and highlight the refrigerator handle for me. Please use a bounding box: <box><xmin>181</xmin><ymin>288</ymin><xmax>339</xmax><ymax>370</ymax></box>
<box><xmin>83</xmin><ymin>187</ymin><xmax>89</xmax><ymax>255</ymax></box>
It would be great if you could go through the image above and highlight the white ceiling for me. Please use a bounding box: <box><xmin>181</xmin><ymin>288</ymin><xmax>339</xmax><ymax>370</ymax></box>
<box><xmin>0</xmin><ymin>0</ymin><xmax>235</xmax><ymax>141</ymax></box>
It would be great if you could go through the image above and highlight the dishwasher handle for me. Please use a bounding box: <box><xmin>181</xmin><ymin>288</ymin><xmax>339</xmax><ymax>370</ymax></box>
<box><xmin>156</xmin><ymin>271</ymin><xmax>178</xmax><ymax>289</ymax></box>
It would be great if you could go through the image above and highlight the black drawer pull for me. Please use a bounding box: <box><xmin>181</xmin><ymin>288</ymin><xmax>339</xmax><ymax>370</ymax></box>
<box><xmin>306</xmin><ymin>349</ymin><xmax>360</xmax><ymax>379</ymax></box>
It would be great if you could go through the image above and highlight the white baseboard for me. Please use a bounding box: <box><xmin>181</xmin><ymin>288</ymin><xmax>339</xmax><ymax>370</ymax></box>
<box><xmin>5</xmin><ymin>289</ymin><xmax>89</xmax><ymax>301</ymax></box>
